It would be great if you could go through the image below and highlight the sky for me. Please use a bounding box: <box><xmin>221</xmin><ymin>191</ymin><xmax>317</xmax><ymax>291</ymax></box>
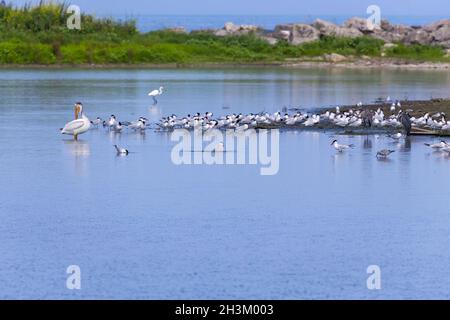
<box><xmin>9</xmin><ymin>0</ymin><xmax>450</xmax><ymax>15</ymax></box>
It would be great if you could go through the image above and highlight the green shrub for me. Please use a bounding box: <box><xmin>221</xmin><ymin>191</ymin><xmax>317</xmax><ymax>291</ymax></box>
<box><xmin>384</xmin><ymin>43</ymin><xmax>445</xmax><ymax>61</ymax></box>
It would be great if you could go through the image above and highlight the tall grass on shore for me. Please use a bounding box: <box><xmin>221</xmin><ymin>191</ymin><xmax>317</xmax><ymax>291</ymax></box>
<box><xmin>0</xmin><ymin>2</ymin><xmax>449</xmax><ymax>65</ymax></box>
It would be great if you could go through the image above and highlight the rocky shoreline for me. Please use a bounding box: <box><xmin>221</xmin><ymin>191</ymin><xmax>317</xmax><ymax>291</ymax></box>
<box><xmin>201</xmin><ymin>18</ymin><xmax>450</xmax><ymax>49</ymax></box>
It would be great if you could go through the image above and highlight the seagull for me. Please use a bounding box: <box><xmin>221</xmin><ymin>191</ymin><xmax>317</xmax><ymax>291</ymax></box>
<box><xmin>61</xmin><ymin>103</ymin><xmax>91</xmax><ymax>140</ymax></box>
<box><xmin>424</xmin><ymin>141</ymin><xmax>449</xmax><ymax>149</ymax></box>
<box><xmin>113</xmin><ymin>122</ymin><xmax>124</xmax><ymax>132</ymax></box>
<box><xmin>390</xmin><ymin>102</ymin><xmax>396</xmax><ymax>112</ymax></box>
<box><xmin>90</xmin><ymin>117</ymin><xmax>102</xmax><ymax>127</ymax></box>
<box><xmin>148</xmin><ymin>86</ymin><xmax>164</xmax><ymax>105</ymax></box>
<box><xmin>376</xmin><ymin>149</ymin><xmax>395</xmax><ymax>158</ymax></box>
<box><xmin>114</xmin><ymin>145</ymin><xmax>129</xmax><ymax>155</ymax></box>
<box><xmin>129</xmin><ymin>118</ymin><xmax>147</xmax><ymax>130</ymax></box>
<box><xmin>331</xmin><ymin>140</ymin><xmax>354</xmax><ymax>152</ymax></box>
<box><xmin>387</xmin><ymin>132</ymin><xmax>403</xmax><ymax>140</ymax></box>
<box><xmin>105</xmin><ymin>115</ymin><xmax>117</xmax><ymax>128</ymax></box>
<box><xmin>442</xmin><ymin>146</ymin><xmax>450</xmax><ymax>155</ymax></box>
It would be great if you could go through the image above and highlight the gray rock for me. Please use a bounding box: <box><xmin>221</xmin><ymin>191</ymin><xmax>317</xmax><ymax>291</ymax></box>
<box><xmin>373</xmin><ymin>23</ymin><xmax>413</xmax><ymax>42</ymax></box>
<box><xmin>423</xmin><ymin>19</ymin><xmax>450</xmax><ymax>32</ymax></box>
<box><xmin>214</xmin><ymin>29</ymin><xmax>229</xmax><ymax>37</ymax></box>
<box><xmin>380</xmin><ymin>20</ymin><xmax>394</xmax><ymax>32</ymax></box>
<box><xmin>431</xmin><ymin>25</ymin><xmax>450</xmax><ymax>42</ymax></box>
<box><xmin>273</xmin><ymin>24</ymin><xmax>293</xmax><ymax>40</ymax></box>
<box><xmin>273</xmin><ymin>23</ymin><xmax>319</xmax><ymax>44</ymax></box>
<box><xmin>312</xmin><ymin>19</ymin><xmax>363</xmax><ymax>38</ymax></box>
<box><xmin>324</xmin><ymin>53</ymin><xmax>347</xmax><ymax>63</ymax></box>
<box><xmin>291</xmin><ymin>24</ymin><xmax>320</xmax><ymax>44</ymax></box>
<box><xmin>404</xmin><ymin>29</ymin><xmax>433</xmax><ymax>45</ymax></box>
<box><xmin>440</xmin><ymin>41</ymin><xmax>450</xmax><ymax>49</ymax></box>
<box><xmin>215</xmin><ymin>22</ymin><xmax>261</xmax><ymax>36</ymax></box>
<box><xmin>224</xmin><ymin>22</ymin><xmax>240</xmax><ymax>33</ymax></box>
<box><xmin>344</xmin><ymin>17</ymin><xmax>378</xmax><ymax>33</ymax></box>
<box><xmin>164</xmin><ymin>27</ymin><xmax>187</xmax><ymax>34</ymax></box>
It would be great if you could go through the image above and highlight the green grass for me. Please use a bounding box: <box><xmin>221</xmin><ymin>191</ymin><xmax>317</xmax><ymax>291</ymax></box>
<box><xmin>384</xmin><ymin>43</ymin><xmax>449</xmax><ymax>62</ymax></box>
<box><xmin>0</xmin><ymin>2</ymin><xmax>449</xmax><ymax>65</ymax></box>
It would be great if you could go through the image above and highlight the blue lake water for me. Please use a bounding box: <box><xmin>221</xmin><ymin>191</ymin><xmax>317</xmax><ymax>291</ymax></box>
<box><xmin>0</xmin><ymin>67</ymin><xmax>450</xmax><ymax>299</ymax></box>
<box><xmin>105</xmin><ymin>14</ymin><xmax>450</xmax><ymax>32</ymax></box>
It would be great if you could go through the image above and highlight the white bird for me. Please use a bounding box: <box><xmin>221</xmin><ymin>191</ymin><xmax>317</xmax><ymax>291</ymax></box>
<box><xmin>424</xmin><ymin>141</ymin><xmax>449</xmax><ymax>149</ymax></box>
<box><xmin>129</xmin><ymin>118</ymin><xmax>147</xmax><ymax>130</ymax></box>
<box><xmin>113</xmin><ymin>122</ymin><xmax>124</xmax><ymax>132</ymax></box>
<box><xmin>61</xmin><ymin>103</ymin><xmax>91</xmax><ymax>140</ymax></box>
<box><xmin>331</xmin><ymin>140</ymin><xmax>354</xmax><ymax>152</ymax></box>
<box><xmin>148</xmin><ymin>86</ymin><xmax>164</xmax><ymax>105</ymax></box>
<box><xmin>105</xmin><ymin>115</ymin><xmax>117</xmax><ymax>128</ymax></box>
<box><xmin>90</xmin><ymin>117</ymin><xmax>102</xmax><ymax>127</ymax></box>
<box><xmin>387</xmin><ymin>132</ymin><xmax>403</xmax><ymax>140</ymax></box>
<box><xmin>114</xmin><ymin>145</ymin><xmax>129</xmax><ymax>155</ymax></box>
<box><xmin>390</xmin><ymin>103</ymin><xmax>396</xmax><ymax>112</ymax></box>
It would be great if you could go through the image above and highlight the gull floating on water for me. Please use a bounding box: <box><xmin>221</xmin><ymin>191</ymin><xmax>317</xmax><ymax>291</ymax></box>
<box><xmin>105</xmin><ymin>115</ymin><xmax>117</xmax><ymax>129</ymax></box>
<box><xmin>61</xmin><ymin>102</ymin><xmax>91</xmax><ymax>140</ymax></box>
<box><xmin>424</xmin><ymin>140</ymin><xmax>449</xmax><ymax>149</ymax></box>
<box><xmin>113</xmin><ymin>122</ymin><xmax>124</xmax><ymax>132</ymax></box>
<box><xmin>387</xmin><ymin>132</ymin><xmax>404</xmax><ymax>140</ymax></box>
<box><xmin>331</xmin><ymin>140</ymin><xmax>354</xmax><ymax>152</ymax></box>
<box><xmin>114</xmin><ymin>145</ymin><xmax>129</xmax><ymax>155</ymax></box>
<box><xmin>91</xmin><ymin>117</ymin><xmax>102</xmax><ymax>127</ymax></box>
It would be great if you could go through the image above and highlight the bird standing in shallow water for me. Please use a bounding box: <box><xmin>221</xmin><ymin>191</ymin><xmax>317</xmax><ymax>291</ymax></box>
<box><xmin>398</xmin><ymin>112</ymin><xmax>412</xmax><ymax>136</ymax></box>
<box><xmin>61</xmin><ymin>102</ymin><xmax>91</xmax><ymax>140</ymax></box>
<box><xmin>331</xmin><ymin>140</ymin><xmax>354</xmax><ymax>152</ymax></box>
<box><xmin>148</xmin><ymin>86</ymin><xmax>164</xmax><ymax>105</ymax></box>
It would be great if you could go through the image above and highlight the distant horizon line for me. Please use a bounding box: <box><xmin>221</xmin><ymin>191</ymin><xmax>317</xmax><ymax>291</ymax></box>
<box><xmin>96</xmin><ymin>13</ymin><xmax>447</xmax><ymax>17</ymax></box>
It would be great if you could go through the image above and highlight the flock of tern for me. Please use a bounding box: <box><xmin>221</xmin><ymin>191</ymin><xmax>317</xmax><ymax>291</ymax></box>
<box><xmin>60</xmin><ymin>96</ymin><xmax>450</xmax><ymax>158</ymax></box>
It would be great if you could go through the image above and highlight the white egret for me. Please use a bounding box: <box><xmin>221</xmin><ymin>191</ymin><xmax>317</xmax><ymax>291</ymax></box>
<box><xmin>148</xmin><ymin>86</ymin><xmax>164</xmax><ymax>105</ymax></box>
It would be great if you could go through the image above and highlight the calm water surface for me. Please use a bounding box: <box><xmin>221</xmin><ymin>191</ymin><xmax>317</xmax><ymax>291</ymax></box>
<box><xmin>104</xmin><ymin>14</ymin><xmax>450</xmax><ymax>32</ymax></box>
<box><xmin>0</xmin><ymin>67</ymin><xmax>449</xmax><ymax>299</ymax></box>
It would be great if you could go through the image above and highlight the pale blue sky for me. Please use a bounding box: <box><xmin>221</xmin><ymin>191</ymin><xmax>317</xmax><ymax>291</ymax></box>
<box><xmin>9</xmin><ymin>0</ymin><xmax>450</xmax><ymax>15</ymax></box>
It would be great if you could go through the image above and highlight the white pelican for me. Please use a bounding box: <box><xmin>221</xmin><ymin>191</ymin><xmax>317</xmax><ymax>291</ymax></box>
<box><xmin>331</xmin><ymin>140</ymin><xmax>354</xmax><ymax>152</ymax></box>
<box><xmin>61</xmin><ymin>103</ymin><xmax>91</xmax><ymax>140</ymax></box>
<box><xmin>148</xmin><ymin>86</ymin><xmax>164</xmax><ymax>105</ymax></box>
